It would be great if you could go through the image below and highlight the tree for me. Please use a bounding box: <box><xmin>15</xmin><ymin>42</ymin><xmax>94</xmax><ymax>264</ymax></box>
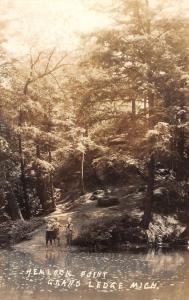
<box><xmin>8</xmin><ymin>49</ymin><xmax>70</xmax><ymax>213</ymax></box>
<box><xmin>75</xmin><ymin>0</ymin><xmax>189</xmax><ymax>227</ymax></box>
<box><xmin>141</xmin><ymin>122</ymin><xmax>172</xmax><ymax>228</ymax></box>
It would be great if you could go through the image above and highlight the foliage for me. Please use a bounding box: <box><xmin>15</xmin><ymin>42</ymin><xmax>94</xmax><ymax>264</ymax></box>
<box><xmin>0</xmin><ymin>0</ymin><xmax>189</xmax><ymax>235</ymax></box>
<box><xmin>92</xmin><ymin>154</ymin><xmax>140</xmax><ymax>182</ymax></box>
<box><xmin>146</xmin><ymin>214</ymin><xmax>185</xmax><ymax>243</ymax></box>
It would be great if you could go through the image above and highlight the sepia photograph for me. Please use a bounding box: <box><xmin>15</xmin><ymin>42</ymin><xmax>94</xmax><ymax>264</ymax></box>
<box><xmin>0</xmin><ymin>0</ymin><xmax>189</xmax><ymax>299</ymax></box>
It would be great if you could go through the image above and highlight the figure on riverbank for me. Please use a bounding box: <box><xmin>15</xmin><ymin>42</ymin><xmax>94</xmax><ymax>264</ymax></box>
<box><xmin>52</xmin><ymin>218</ymin><xmax>61</xmax><ymax>246</ymax></box>
<box><xmin>66</xmin><ymin>217</ymin><xmax>74</xmax><ymax>247</ymax></box>
<box><xmin>46</xmin><ymin>220</ymin><xmax>54</xmax><ymax>247</ymax></box>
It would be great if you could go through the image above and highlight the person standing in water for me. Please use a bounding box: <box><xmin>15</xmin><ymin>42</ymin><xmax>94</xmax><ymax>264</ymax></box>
<box><xmin>46</xmin><ymin>220</ymin><xmax>54</xmax><ymax>247</ymax></box>
<box><xmin>52</xmin><ymin>217</ymin><xmax>61</xmax><ymax>246</ymax></box>
<box><xmin>66</xmin><ymin>217</ymin><xmax>74</xmax><ymax>247</ymax></box>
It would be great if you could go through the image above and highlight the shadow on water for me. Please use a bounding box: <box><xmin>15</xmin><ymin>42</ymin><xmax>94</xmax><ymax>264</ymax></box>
<box><xmin>0</xmin><ymin>246</ymin><xmax>189</xmax><ymax>300</ymax></box>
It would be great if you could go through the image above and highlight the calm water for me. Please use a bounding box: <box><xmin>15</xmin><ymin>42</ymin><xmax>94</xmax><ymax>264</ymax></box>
<box><xmin>0</xmin><ymin>246</ymin><xmax>189</xmax><ymax>300</ymax></box>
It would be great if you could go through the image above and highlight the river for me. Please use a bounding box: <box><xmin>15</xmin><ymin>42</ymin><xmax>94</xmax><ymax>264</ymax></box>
<box><xmin>0</xmin><ymin>245</ymin><xmax>189</xmax><ymax>300</ymax></box>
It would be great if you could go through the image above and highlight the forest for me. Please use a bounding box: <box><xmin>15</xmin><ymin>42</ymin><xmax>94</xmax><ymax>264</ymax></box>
<box><xmin>0</xmin><ymin>0</ymin><xmax>189</xmax><ymax>247</ymax></box>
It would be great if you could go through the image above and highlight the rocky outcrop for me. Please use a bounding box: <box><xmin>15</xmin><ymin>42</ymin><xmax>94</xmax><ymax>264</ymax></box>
<box><xmin>97</xmin><ymin>196</ymin><xmax>119</xmax><ymax>207</ymax></box>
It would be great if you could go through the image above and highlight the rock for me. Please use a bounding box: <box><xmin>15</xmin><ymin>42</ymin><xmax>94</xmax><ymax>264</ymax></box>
<box><xmin>92</xmin><ymin>155</ymin><xmax>141</xmax><ymax>184</ymax></box>
<box><xmin>138</xmin><ymin>185</ymin><xmax>147</xmax><ymax>192</ymax></box>
<box><xmin>123</xmin><ymin>227</ymin><xmax>147</xmax><ymax>244</ymax></box>
<box><xmin>97</xmin><ymin>196</ymin><xmax>119</xmax><ymax>207</ymax></box>
<box><xmin>153</xmin><ymin>187</ymin><xmax>169</xmax><ymax>201</ymax></box>
<box><xmin>24</xmin><ymin>233</ymin><xmax>33</xmax><ymax>240</ymax></box>
<box><xmin>0</xmin><ymin>234</ymin><xmax>11</xmax><ymax>246</ymax></box>
<box><xmin>90</xmin><ymin>190</ymin><xmax>105</xmax><ymax>201</ymax></box>
<box><xmin>127</xmin><ymin>185</ymin><xmax>137</xmax><ymax>194</ymax></box>
<box><xmin>108</xmin><ymin>135</ymin><xmax>127</xmax><ymax>145</ymax></box>
<box><xmin>93</xmin><ymin>190</ymin><xmax>105</xmax><ymax>195</ymax></box>
<box><xmin>44</xmin><ymin>207</ymin><xmax>56</xmax><ymax>215</ymax></box>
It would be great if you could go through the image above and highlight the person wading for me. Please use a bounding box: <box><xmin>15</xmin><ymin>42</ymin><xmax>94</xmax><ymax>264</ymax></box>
<box><xmin>52</xmin><ymin>217</ymin><xmax>61</xmax><ymax>246</ymax></box>
<box><xmin>46</xmin><ymin>220</ymin><xmax>54</xmax><ymax>247</ymax></box>
<box><xmin>66</xmin><ymin>217</ymin><xmax>74</xmax><ymax>248</ymax></box>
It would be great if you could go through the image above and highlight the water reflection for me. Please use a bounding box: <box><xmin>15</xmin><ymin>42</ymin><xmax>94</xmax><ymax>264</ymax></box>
<box><xmin>0</xmin><ymin>247</ymin><xmax>188</xmax><ymax>300</ymax></box>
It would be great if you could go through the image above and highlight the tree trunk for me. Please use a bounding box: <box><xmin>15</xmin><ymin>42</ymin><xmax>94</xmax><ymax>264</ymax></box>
<box><xmin>145</xmin><ymin>0</ymin><xmax>151</xmax><ymax>34</ymax></box>
<box><xmin>132</xmin><ymin>99</ymin><xmax>136</xmax><ymax>119</ymax></box>
<box><xmin>177</xmin><ymin>103</ymin><xmax>186</xmax><ymax>160</ymax></box>
<box><xmin>143</xmin><ymin>98</ymin><xmax>148</xmax><ymax>126</ymax></box>
<box><xmin>177</xmin><ymin>127</ymin><xmax>185</xmax><ymax>160</ymax></box>
<box><xmin>144</xmin><ymin>99</ymin><xmax>147</xmax><ymax>114</ymax></box>
<box><xmin>141</xmin><ymin>154</ymin><xmax>155</xmax><ymax>229</ymax></box>
<box><xmin>36</xmin><ymin>144</ymin><xmax>47</xmax><ymax>210</ymax></box>
<box><xmin>81</xmin><ymin>152</ymin><xmax>85</xmax><ymax>194</ymax></box>
<box><xmin>148</xmin><ymin>95</ymin><xmax>155</xmax><ymax>128</ymax></box>
<box><xmin>48</xmin><ymin>146</ymin><xmax>55</xmax><ymax>208</ymax></box>
<box><xmin>18</xmin><ymin>112</ymin><xmax>30</xmax><ymax>219</ymax></box>
<box><xmin>134</xmin><ymin>0</ymin><xmax>142</xmax><ymax>33</ymax></box>
<box><xmin>46</xmin><ymin>101</ymin><xmax>56</xmax><ymax>208</ymax></box>
<box><xmin>131</xmin><ymin>99</ymin><xmax>136</xmax><ymax>139</ymax></box>
<box><xmin>7</xmin><ymin>192</ymin><xmax>23</xmax><ymax>221</ymax></box>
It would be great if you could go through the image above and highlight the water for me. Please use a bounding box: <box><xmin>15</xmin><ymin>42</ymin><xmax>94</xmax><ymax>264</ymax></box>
<box><xmin>0</xmin><ymin>246</ymin><xmax>189</xmax><ymax>300</ymax></box>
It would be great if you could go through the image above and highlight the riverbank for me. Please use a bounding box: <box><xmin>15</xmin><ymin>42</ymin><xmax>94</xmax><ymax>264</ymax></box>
<box><xmin>1</xmin><ymin>184</ymin><xmax>188</xmax><ymax>251</ymax></box>
<box><xmin>11</xmin><ymin>185</ymin><xmax>188</xmax><ymax>252</ymax></box>
<box><xmin>0</xmin><ymin>218</ymin><xmax>45</xmax><ymax>247</ymax></box>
